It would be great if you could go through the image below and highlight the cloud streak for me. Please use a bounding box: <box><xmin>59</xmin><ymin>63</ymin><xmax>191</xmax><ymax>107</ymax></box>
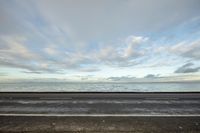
<box><xmin>0</xmin><ymin>72</ymin><xmax>7</xmax><ymax>76</ymax></box>
<box><xmin>0</xmin><ymin>0</ymin><xmax>200</xmax><ymax>80</ymax></box>
<box><xmin>175</xmin><ymin>63</ymin><xmax>200</xmax><ymax>73</ymax></box>
<box><xmin>144</xmin><ymin>74</ymin><xmax>160</xmax><ymax>78</ymax></box>
<box><xmin>169</xmin><ymin>40</ymin><xmax>200</xmax><ymax>60</ymax></box>
<box><xmin>0</xmin><ymin>34</ymin><xmax>148</xmax><ymax>73</ymax></box>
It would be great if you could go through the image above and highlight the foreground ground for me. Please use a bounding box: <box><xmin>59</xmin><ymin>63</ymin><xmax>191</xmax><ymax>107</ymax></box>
<box><xmin>0</xmin><ymin>92</ymin><xmax>199</xmax><ymax>132</ymax></box>
<box><xmin>0</xmin><ymin>116</ymin><xmax>200</xmax><ymax>133</ymax></box>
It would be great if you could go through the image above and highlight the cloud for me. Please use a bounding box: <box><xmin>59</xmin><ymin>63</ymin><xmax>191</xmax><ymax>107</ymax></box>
<box><xmin>0</xmin><ymin>35</ymin><xmax>60</xmax><ymax>74</ymax></box>
<box><xmin>0</xmin><ymin>57</ymin><xmax>61</xmax><ymax>74</ymax></box>
<box><xmin>107</xmin><ymin>76</ymin><xmax>136</xmax><ymax>82</ymax></box>
<box><xmin>79</xmin><ymin>67</ymin><xmax>100</xmax><ymax>72</ymax></box>
<box><xmin>169</xmin><ymin>39</ymin><xmax>200</xmax><ymax>60</ymax></box>
<box><xmin>96</xmin><ymin>36</ymin><xmax>148</xmax><ymax>67</ymax></box>
<box><xmin>123</xmin><ymin>36</ymin><xmax>148</xmax><ymax>58</ymax></box>
<box><xmin>0</xmin><ymin>0</ymin><xmax>200</xmax><ymax>79</ymax></box>
<box><xmin>0</xmin><ymin>35</ymin><xmax>99</xmax><ymax>73</ymax></box>
<box><xmin>0</xmin><ymin>36</ymin><xmax>38</xmax><ymax>60</ymax></box>
<box><xmin>175</xmin><ymin>63</ymin><xmax>200</xmax><ymax>73</ymax></box>
<box><xmin>144</xmin><ymin>74</ymin><xmax>159</xmax><ymax>78</ymax></box>
<box><xmin>35</xmin><ymin>0</ymin><xmax>200</xmax><ymax>42</ymax></box>
<box><xmin>44</xmin><ymin>45</ymin><xmax>59</xmax><ymax>56</ymax></box>
<box><xmin>0</xmin><ymin>72</ymin><xmax>7</xmax><ymax>76</ymax></box>
<box><xmin>0</xmin><ymin>3</ymin><xmax>148</xmax><ymax>74</ymax></box>
<box><xmin>21</xmin><ymin>71</ymin><xmax>43</xmax><ymax>74</ymax></box>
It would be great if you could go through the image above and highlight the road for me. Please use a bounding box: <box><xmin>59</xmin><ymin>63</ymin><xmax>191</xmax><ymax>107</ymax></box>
<box><xmin>0</xmin><ymin>92</ymin><xmax>200</xmax><ymax>132</ymax></box>
<box><xmin>0</xmin><ymin>92</ymin><xmax>200</xmax><ymax>116</ymax></box>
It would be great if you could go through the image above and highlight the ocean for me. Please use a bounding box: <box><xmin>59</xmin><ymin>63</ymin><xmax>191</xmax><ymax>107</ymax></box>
<box><xmin>0</xmin><ymin>82</ymin><xmax>200</xmax><ymax>92</ymax></box>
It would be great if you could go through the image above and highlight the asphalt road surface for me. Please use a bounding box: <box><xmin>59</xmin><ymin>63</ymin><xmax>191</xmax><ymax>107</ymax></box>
<box><xmin>0</xmin><ymin>92</ymin><xmax>200</xmax><ymax>116</ymax></box>
<box><xmin>0</xmin><ymin>92</ymin><xmax>200</xmax><ymax>132</ymax></box>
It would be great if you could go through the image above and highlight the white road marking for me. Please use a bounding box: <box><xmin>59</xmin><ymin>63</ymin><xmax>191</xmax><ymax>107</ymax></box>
<box><xmin>0</xmin><ymin>114</ymin><xmax>200</xmax><ymax>117</ymax></box>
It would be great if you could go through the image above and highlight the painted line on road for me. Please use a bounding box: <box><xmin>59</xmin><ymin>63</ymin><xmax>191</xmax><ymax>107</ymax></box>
<box><xmin>40</xmin><ymin>98</ymin><xmax>73</xmax><ymax>100</ymax></box>
<box><xmin>0</xmin><ymin>114</ymin><xmax>200</xmax><ymax>117</ymax></box>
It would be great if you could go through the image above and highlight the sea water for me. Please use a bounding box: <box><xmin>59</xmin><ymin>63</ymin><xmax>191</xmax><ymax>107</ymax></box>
<box><xmin>0</xmin><ymin>82</ymin><xmax>200</xmax><ymax>92</ymax></box>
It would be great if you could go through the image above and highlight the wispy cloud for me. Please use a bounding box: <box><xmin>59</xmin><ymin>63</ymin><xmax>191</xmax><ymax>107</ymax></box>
<box><xmin>169</xmin><ymin>40</ymin><xmax>200</xmax><ymax>60</ymax></box>
<box><xmin>0</xmin><ymin>0</ymin><xmax>200</xmax><ymax>80</ymax></box>
<box><xmin>79</xmin><ymin>67</ymin><xmax>100</xmax><ymax>72</ymax></box>
<box><xmin>144</xmin><ymin>74</ymin><xmax>160</xmax><ymax>78</ymax></box>
<box><xmin>175</xmin><ymin>63</ymin><xmax>200</xmax><ymax>73</ymax></box>
<box><xmin>0</xmin><ymin>72</ymin><xmax>7</xmax><ymax>76</ymax></box>
<box><xmin>107</xmin><ymin>76</ymin><xmax>136</xmax><ymax>82</ymax></box>
<box><xmin>96</xmin><ymin>36</ymin><xmax>148</xmax><ymax>67</ymax></box>
<box><xmin>0</xmin><ymin>34</ymin><xmax>148</xmax><ymax>73</ymax></box>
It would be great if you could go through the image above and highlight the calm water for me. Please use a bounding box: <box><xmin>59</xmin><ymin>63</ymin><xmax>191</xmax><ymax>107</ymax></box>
<box><xmin>0</xmin><ymin>82</ymin><xmax>200</xmax><ymax>92</ymax></box>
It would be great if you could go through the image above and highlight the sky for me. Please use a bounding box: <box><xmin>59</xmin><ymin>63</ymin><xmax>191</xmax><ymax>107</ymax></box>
<box><xmin>0</xmin><ymin>0</ymin><xmax>200</xmax><ymax>82</ymax></box>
